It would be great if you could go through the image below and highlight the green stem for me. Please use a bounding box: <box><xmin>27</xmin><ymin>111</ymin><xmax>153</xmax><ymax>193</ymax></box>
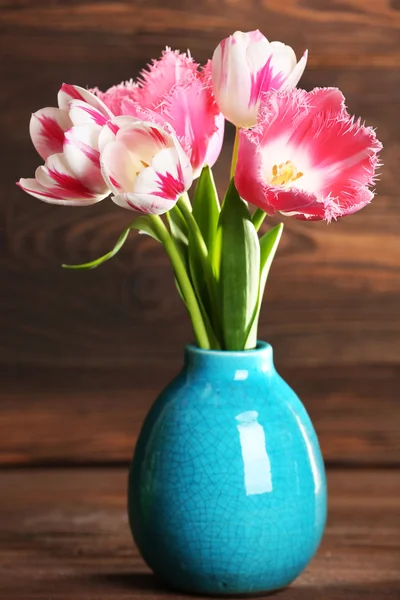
<box><xmin>230</xmin><ymin>127</ymin><xmax>240</xmax><ymax>179</ymax></box>
<box><xmin>177</xmin><ymin>196</ymin><xmax>210</xmax><ymax>265</ymax></box>
<box><xmin>148</xmin><ymin>215</ymin><xmax>211</xmax><ymax>349</ymax></box>
<box><xmin>177</xmin><ymin>197</ymin><xmax>221</xmax><ymax>340</ymax></box>
<box><xmin>252</xmin><ymin>208</ymin><xmax>267</xmax><ymax>232</ymax></box>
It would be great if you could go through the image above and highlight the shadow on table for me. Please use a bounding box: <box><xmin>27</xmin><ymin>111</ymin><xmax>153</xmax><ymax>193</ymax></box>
<box><xmin>91</xmin><ymin>572</ymin><xmax>400</xmax><ymax>599</ymax></box>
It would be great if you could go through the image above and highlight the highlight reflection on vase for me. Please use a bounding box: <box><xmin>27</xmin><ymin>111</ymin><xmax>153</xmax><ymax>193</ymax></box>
<box><xmin>236</xmin><ymin>410</ymin><xmax>273</xmax><ymax>496</ymax></box>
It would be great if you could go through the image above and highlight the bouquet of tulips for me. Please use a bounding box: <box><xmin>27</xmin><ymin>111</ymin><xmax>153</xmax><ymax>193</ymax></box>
<box><xmin>18</xmin><ymin>31</ymin><xmax>382</xmax><ymax>351</ymax></box>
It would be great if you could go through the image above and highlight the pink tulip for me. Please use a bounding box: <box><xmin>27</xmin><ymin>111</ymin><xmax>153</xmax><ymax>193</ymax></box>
<box><xmin>234</xmin><ymin>88</ymin><xmax>382</xmax><ymax>222</ymax></box>
<box><xmin>18</xmin><ymin>84</ymin><xmax>113</xmax><ymax>204</ymax></box>
<box><xmin>99</xmin><ymin>118</ymin><xmax>193</xmax><ymax>214</ymax></box>
<box><xmin>95</xmin><ymin>49</ymin><xmax>225</xmax><ymax>177</ymax></box>
<box><xmin>212</xmin><ymin>30</ymin><xmax>307</xmax><ymax>128</ymax></box>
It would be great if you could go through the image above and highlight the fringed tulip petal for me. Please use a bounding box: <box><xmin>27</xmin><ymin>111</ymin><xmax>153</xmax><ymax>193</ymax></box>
<box><xmin>157</xmin><ymin>62</ymin><xmax>225</xmax><ymax>177</ymax></box>
<box><xmin>212</xmin><ymin>30</ymin><xmax>308</xmax><ymax>127</ymax></box>
<box><xmin>29</xmin><ymin>107</ymin><xmax>72</xmax><ymax>161</ymax></box>
<box><xmin>94</xmin><ymin>49</ymin><xmax>224</xmax><ymax>177</ymax></box>
<box><xmin>203</xmin><ymin>112</ymin><xmax>225</xmax><ymax>172</ymax></box>
<box><xmin>235</xmin><ymin>88</ymin><xmax>382</xmax><ymax>222</ymax></box>
<box><xmin>93</xmin><ymin>80</ymin><xmax>139</xmax><ymax>116</ymax></box>
<box><xmin>137</xmin><ymin>48</ymin><xmax>198</xmax><ymax>108</ymax></box>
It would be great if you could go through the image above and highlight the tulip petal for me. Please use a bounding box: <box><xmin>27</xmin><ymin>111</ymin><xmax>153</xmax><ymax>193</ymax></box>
<box><xmin>57</xmin><ymin>84</ymin><xmax>113</xmax><ymax>117</ymax></box>
<box><xmin>138</xmin><ymin>47</ymin><xmax>198</xmax><ymax>109</ymax></box>
<box><xmin>266</xmin><ymin>186</ymin><xmax>340</xmax><ymax>221</ymax></box>
<box><xmin>158</xmin><ymin>67</ymin><xmax>224</xmax><ymax>177</ymax></box>
<box><xmin>19</xmin><ymin>152</ymin><xmax>109</xmax><ymax>205</ymax></box>
<box><xmin>203</xmin><ymin>112</ymin><xmax>225</xmax><ymax>173</ymax></box>
<box><xmin>269</xmin><ymin>41</ymin><xmax>297</xmax><ymax>73</ymax></box>
<box><xmin>63</xmin><ymin>124</ymin><xmax>108</xmax><ymax>193</ymax></box>
<box><xmin>68</xmin><ymin>100</ymin><xmax>110</xmax><ymax>127</ymax></box>
<box><xmin>93</xmin><ymin>79</ymin><xmax>139</xmax><ymax>115</ymax></box>
<box><xmin>212</xmin><ymin>34</ymin><xmax>254</xmax><ymax>127</ymax></box>
<box><xmin>117</xmin><ymin>122</ymin><xmax>170</xmax><ymax>164</ymax></box>
<box><xmin>310</xmin><ymin>116</ymin><xmax>382</xmax><ymax>196</ymax></box>
<box><xmin>112</xmin><ymin>192</ymin><xmax>175</xmax><ymax>215</ymax></box>
<box><xmin>29</xmin><ymin>107</ymin><xmax>72</xmax><ymax>161</ymax></box>
<box><xmin>133</xmin><ymin>147</ymin><xmax>188</xmax><ymax>201</ymax></box>
<box><xmin>17</xmin><ymin>178</ymin><xmax>68</xmax><ymax>204</ymax></box>
<box><xmin>17</xmin><ymin>175</ymin><xmax>106</xmax><ymax>205</ymax></box>
<box><xmin>335</xmin><ymin>187</ymin><xmax>375</xmax><ymax>217</ymax></box>
<box><xmin>100</xmin><ymin>140</ymin><xmax>138</xmax><ymax>194</ymax></box>
<box><xmin>281</xmin><ymin>50</ymin><xmax>308</xmax><ymax>90</ymax></box>
<box><xmin>98</xmin><ymin>116</ymin><xmax>139</xmax><ymax>152</ymax></box>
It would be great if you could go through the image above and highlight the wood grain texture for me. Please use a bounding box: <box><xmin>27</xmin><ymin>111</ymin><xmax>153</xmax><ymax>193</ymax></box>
<box><xmin>0</xmin><ymin>468</ymin><xmax>399</xmax><ymax>598</ymax></box>
<box><xmin>1</xmin><ymin>0</ymin><xmax>400</xmax><ymax>467</ymax></box>
<box><xmin>0</xmin><ymin>364</ymin><xmax>399</xmax><ymax>466</ymax></box>
<box><xmin>1</xmin><ymin>0</ymin><xmax>400</xmax><ymax>67</ymax></box>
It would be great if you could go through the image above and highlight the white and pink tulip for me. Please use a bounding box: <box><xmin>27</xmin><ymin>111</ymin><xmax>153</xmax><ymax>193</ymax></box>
<box><xmin>234</xmin><ymin>87</ymin><xmax>382</xmax><ymax>222</ymax></box>
<box><xmin>212</xmin><ymin>30</ymin><xmax>307</xmax><ymax>128</ymax></box>
<box><xmin>18</xmin><ymin>84</ymin><xmax>113</xmax><ymax>204</ymax></box>
<box><xmin>99</xmin><ymin>119</ymin><xmax>193</xmax><ymax>215</ymax></box>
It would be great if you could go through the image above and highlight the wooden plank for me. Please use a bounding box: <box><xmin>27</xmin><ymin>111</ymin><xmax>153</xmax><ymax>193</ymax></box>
<box><xmin>0</xmin><ymin>468</ymin><xmax>399</xmax><ymax>598</ymax></box>
<box><xmin>0</xmin><ymin>364</ymin><xmax>398</xmax><ymax>466</ymax></box>
<box><xmin>0</xmin><ymin>0</ymin><xmax>399</xmax><ymax>67</ymax></box>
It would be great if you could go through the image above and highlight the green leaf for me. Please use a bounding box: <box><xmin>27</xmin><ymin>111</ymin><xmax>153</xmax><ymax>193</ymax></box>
<box><xmin>172</xmin><ymin>233</ymin><xmax>221</xmax><ymax>349</ymax></box>
<box><xmin>62</xmin><ymin>215</ymin><xmax>161</xmax><ymax>270</ymax></box>
<box><xmin>192</xmin><ymin>166</ymin><xmax>220</xmax><ymax>252</ymax></box>
<box><xmin>259</xmin><ymin>223</ymin><xmax>284</xmax><ymax>297</ymax></box>
<box><xmin>167</xmin><ymin>205</ymin><xmax>188</xmax><ymax>245</ymax></box>
<box><xmin>132</xmin><ymin>215</ymin><xmax>163</xmax><ymax>243</ymax></box>
<box><xmin>245</xmin><ymin>222</ymin><xmax>284</xmax><ymax>346</ymax></box>
<box><xmin>176</xmin><ymin>196</ymin><xmax>222</xmax><ymax>348</ymax></box>
<box><xmin>217</xmin><ymin>179</ymin><xmax>260</xmax><ymax>350</ymax></box>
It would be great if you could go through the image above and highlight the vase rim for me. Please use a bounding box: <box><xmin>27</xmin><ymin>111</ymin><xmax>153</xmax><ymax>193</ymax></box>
<box><xmin>185</xmin><ymin>340</ymin><xmax>272</xmax><ymax>358</ymax></box>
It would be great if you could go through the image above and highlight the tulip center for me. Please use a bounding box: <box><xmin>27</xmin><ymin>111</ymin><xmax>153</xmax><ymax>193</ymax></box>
<box><xmin>271</xmin><ymin>161</ymin><xmax>303</xmax><ymax>187</ymax></box>
<box><xmin>135</xmin><ymin>160</ymin><xmax>150</xmax><ymax>176</ymax></box>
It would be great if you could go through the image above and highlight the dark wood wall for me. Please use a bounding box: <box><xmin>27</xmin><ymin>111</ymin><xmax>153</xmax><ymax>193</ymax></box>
<box><xmin>1</xmin><ymin>0</ymin><xmax>399</xmax><ymax>467</ymax></box>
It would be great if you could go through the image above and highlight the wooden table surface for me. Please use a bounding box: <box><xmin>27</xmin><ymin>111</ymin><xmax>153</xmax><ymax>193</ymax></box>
<box><xmin>1</xmin><ymin>0</ymin><xmax>400</xmax><ymax>597</ymax></box>
<box><xmin>1</xmin><ymin>468</ymin><xmax>399</xmax><ymax>600</ymax></box>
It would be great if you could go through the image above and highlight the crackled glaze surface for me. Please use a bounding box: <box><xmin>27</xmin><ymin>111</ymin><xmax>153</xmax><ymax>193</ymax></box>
<box><xmin>128</xmin><ymin>342</ymin><xmax>327</xmax><ymax>595</ymax></box>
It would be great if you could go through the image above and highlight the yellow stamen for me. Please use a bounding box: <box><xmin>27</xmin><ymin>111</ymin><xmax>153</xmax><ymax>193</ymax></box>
<box><xmin>271</xmin><ymin>160</ymin><xmax>304</xmax><ymax>187</ymax></box>
<box><xmin>136</xmin><ymin>160</ymin><xmax>150</xmax><ymax>177</ymax></box>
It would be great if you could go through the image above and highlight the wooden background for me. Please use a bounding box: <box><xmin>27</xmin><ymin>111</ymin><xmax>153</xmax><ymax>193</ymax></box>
<box><xmin>0</xmin><ymin>0</ymin><xmax>399</xmax><ymax>469</ymax></box>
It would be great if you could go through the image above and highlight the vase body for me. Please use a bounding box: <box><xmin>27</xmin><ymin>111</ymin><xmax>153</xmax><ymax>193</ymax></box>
<box><xmin>128</xmin><ymin>342</ymin><xmax>327</xmax><ymax>595</ymax></box>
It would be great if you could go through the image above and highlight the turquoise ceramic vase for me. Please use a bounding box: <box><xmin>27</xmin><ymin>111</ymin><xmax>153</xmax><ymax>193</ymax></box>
<box><xmin>128</xmin><ymin>342</ymin><xmax>327</xmax><ymax>595</ymax></box>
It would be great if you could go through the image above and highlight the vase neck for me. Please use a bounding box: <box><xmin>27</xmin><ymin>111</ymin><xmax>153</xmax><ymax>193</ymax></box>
<box><xmin>184</xmin><ymin>342</ymin><xmax>275</xmax><ymax>376</ymax></box>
